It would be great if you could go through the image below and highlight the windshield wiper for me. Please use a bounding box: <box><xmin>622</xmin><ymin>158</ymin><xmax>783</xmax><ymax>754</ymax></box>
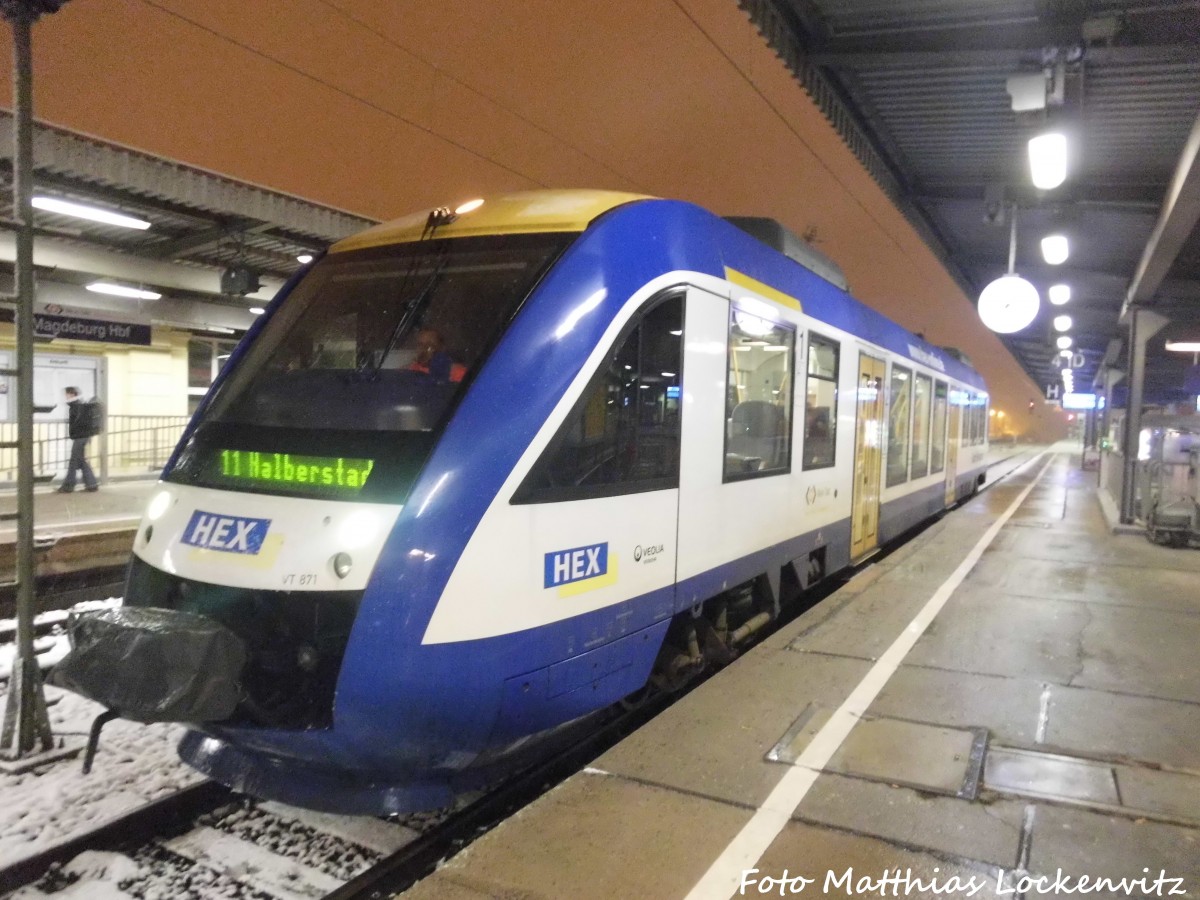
<box><xmin>354</xmin><ymin>255</ymin><xmax>447</xmax><ymax>379</ymax></box>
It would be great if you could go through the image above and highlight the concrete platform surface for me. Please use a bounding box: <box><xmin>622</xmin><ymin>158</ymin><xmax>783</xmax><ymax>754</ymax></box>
<box><xmin>404</xmin><ymin>446</ymin><xmax>1200</xmax><ymax>899</ymax></box>
<box><xmin>0</xmin><ymin>480</ymin><xmax>158</xmax><ymax>543</ymax></box>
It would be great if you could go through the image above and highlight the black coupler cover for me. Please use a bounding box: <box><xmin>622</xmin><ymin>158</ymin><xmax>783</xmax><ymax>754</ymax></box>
<box><xmin>50</xmin><ymin>607</ymin><xmax>247</xmax><ymax>723</ymax></box>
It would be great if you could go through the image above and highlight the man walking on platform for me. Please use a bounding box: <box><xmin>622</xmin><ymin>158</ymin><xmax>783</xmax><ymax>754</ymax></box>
<box><xmin>58</xmin><ymin>386</ymin><xmax>99</xmax><ymax>493</ymax></box>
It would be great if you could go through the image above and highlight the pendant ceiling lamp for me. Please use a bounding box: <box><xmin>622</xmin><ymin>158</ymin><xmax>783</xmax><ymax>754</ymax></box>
<box><xmin>977</xmin><ymin>206</ymin><xmax>1040</xmax><ymax>334</ymax></box>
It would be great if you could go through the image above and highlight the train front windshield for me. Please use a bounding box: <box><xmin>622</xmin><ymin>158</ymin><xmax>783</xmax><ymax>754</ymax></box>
<box><xmin>168</xmin><ymin>233</ymin><xmax>569</xmax><ymax>501</ymax></box>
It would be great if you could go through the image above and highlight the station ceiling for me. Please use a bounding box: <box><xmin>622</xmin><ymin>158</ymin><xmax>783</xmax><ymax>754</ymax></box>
<box><xmin>0</xmin><ymin>113</ymin><xmax>374</xmax><ymax>327</ymax></box>
<box><xmin>750</xmin><ymin>0</ymin><xmax>1200</xmax><ymax>405</ymax></box>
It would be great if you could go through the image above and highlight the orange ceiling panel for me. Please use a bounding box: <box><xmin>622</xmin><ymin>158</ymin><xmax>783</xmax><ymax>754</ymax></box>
<box><xmin>0</xmin><ymin>0</ymin><xmax>1061</xmax><ymax>436</ymax></box>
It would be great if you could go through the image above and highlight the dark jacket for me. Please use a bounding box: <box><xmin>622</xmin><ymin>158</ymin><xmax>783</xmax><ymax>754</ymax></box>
<box><xmin>66</xmin><ymin>398</ymin><xmax>87</xmax><ymax>440</ymax></box>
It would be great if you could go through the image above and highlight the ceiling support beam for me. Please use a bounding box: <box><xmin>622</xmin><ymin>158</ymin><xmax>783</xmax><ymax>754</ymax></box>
<box><xmin>147</xmin><ymin>220</ymin><xmax>274</xmax><ymax>260</ymax></box>
<box><xmin>1121</xmin><ymin>107</ymin><xmax>1200</xmax><ymax>319</ymax></box>
<box><xmin>811</xmin><ymin>44</ymin><xmax>1200</xmax><ymax>70</ymax></box>
<box><xmin>0</xmin><ymin>231</ymin><xmax>283</xmax><ymax>302</ymax></box>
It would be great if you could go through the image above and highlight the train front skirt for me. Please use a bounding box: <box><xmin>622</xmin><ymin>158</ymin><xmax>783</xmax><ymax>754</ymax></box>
<box><xmin>50</xmin><ymin>607</ymin><xmax>246</xmax><ymax>723</ymax></box>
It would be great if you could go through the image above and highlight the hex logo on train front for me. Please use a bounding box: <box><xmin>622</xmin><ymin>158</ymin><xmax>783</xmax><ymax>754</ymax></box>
<box><xmin>182</xmin><ymin>509</ymin><xmax>270</xmax><ymax>555</ymax></box>
<box><xmin>544</xmin><ymin>542</ymin><xmax>608</xmax><ymax>589</ymax></box>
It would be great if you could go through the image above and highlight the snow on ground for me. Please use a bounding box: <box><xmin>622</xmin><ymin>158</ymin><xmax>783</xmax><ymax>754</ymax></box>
<box><xmin>0</xmin><ymin>599</ymin><xmax>121</xmax><ymax>642</ymax></box>
<box><xmin>0</xmin><ymin>636</ymin><xmax>70</xmax><ymax>683</ymax></box>
<box><xmin>0</xmin><ymin>684</ymin><xmax>202</xmax><ymax>870</ymax></box>
<box><xmin>0</xmin><ymin>599</ymin><xmax>122</xmax><ymax>681</ymax></box>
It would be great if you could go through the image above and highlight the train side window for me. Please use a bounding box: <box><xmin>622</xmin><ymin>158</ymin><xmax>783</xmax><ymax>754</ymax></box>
<box><xmin>512</xmin><ymin>292</ymin><xmax>684</xmax><ymax>503</ymax></box>
<box><xmin>723</xmin><ymin>309</ymin><xmax>795</xmax><ymax>481</ymax></box>
<box><xmin>803</xmin><ymin>333</ymin><xmax>838</xmax><ymax>470</ymax></box>
<box><xmin>911</xmin><ymin>373</ymin><xmax>931</xmax><ymax>478</ymax></box>
<box><xmin>930</xmin><ymin>380</ymin><xmax>947</xmax><ymax>473</ymax></box>
<box><xmin>886</xmin><ymin>364</ymin><xmax>912</xmax><ymax>487</ymax></box>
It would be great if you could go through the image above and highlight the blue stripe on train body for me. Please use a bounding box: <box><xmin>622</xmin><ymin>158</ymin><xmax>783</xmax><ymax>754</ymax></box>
<box><xmin>191</xmin><ymin>199</ymin><xmax>988</xmax><ymax>786</ymax></box>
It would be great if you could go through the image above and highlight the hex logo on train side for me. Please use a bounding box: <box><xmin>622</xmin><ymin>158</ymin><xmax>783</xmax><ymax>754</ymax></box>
<box><xmin>544</xmin><ymin>542</ymin><xmax>608</xmax><ymax>590</ymax></box>
<box><xmin>181</xmin><ymin>510</ymin><xmax>270</xmax><ymax>555</ymax></box>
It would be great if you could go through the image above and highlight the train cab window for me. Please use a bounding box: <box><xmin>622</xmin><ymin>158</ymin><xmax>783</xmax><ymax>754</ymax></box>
<box><xmin>911</xmin><ymin>373</ymin><xmax>932</xmax><ymax>478</ymax></box>
<box><xmin>723</xmin><ymin>309</ymin><xmax>795</xmax><ymax>481</ymax></box>
<box><xmin>204</xmin><ymin>233</ymin><xmax>569</xmax><ymax>434</ymax></box>
<box><xmin>886</xmin><ymin>364</ymin><xmax>912</xmax><ymax>487</ymax></box>
<box><xmin>803</xmin><ymin>334</ymin><xmax>838</xmax><ymax>470</ymax></box>
<box><xmin>930</xmin><ymin>380</ymin><xmax>947</xmax><ymax>473</ymax></box>
<box><xmin>513</xmin><ymin>293</ymin><xmax>684</xmax><ymax>503</ymax></box>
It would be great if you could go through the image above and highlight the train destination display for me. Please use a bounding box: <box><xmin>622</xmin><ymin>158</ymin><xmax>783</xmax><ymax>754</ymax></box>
<box><xmin>213</xmin><ymin>449</ymin><xmax>375</xmax><ymax>493</ymax></box>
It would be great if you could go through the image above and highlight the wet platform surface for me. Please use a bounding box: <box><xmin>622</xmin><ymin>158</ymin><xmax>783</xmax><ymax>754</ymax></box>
<box><xmin>405</xmin><ymin>446</ymin><xmax>1200</xmax><ymax>899</ymax></box>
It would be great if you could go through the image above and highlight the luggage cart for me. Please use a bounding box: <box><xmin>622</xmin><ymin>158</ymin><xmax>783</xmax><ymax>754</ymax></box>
<box><xmin>1137</xmin><ymin>415</ymin><xmax>1200</xmax><ymax>548</ymax></box>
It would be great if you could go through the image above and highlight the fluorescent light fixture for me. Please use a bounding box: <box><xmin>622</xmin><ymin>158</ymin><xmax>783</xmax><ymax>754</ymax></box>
<box><xmin>1165</xmin><ymin>341</ymin><xmax>1200</xmax><ymax>352</ymax></box>
<box><xmin>454</xmin><ymin>198</ymin><xmax>485</xmax><ymax>215</ymax></box>
<box><xmin>1057</xmin><ymin>336</ymin><xmax>1073</xmax><ymax>349</ymax></box>
<box><xmin>249</xmin><ymin>306</ymin><xmax>266</xmax><ymax>315</ymax></box>
<box><xmin>661</xmin><ymin>371</ymin><xmax>676</xmax><ymax>377</ymax></box>
<box><xmin>296</xmin><ymin>254</ymin><xmax>314</xmax><ymax>264</ymax></box>
<box><xmin>669</xmin><ymin>330</ymin><xmax>682</xmax><ymax>336</ymax></box>
<box><xmin>1059</xmin><ymin>349</ymin><xmax>1073</xmax><ymax>358</ymax></box>
<box><xmin>977</xmin><ymin>274</ymin><xmax>1039</xmax><ymax>333</ymax></box>
<box><xmin>1053</xmin><ymin>315</ymin><xmax>1072</xmax><ymax>332</ymax></box>
<box><xmin>1041</xmin><ymin>234</ymin><xmax>1069</xmax><ymax>265</ymax></box>
<box><xmin>33</xmin><ymin>196</ymin><xmax>151</xmax><ymax>230</ymax></box>
<box><xmin>1048</xmin><ymin>284</ymin><xmax>1071</xmax><ymax>305</ymax></box>
<box><xmin>1062</xmin><ymin>368</ymin><xmax>1073</xmax><ymax>379</ymax></box>
<box><xmin>86</xmin><ymin>282</ymin><xmax>161</xmax><ymax>300</ymax></box>
<box><xmin>1028</xmin><ymin>132</ymin><xmax>1067</xmax><ymax>190</ymax></box>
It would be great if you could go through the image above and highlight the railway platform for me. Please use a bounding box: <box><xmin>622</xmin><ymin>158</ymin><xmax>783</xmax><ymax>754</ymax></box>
<box><xmin>0</xmin><ymin>480</ymin><xmax>156</xmax><ymax>599</ymax></box>
<box><xmin>404</xmin><ymin>445</ymin><xmax>1200</xmax><ymax>899</ymax></box>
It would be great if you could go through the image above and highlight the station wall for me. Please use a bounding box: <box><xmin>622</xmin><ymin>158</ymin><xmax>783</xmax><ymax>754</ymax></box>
<box><xmin>0</xmin><ymin>325</ymin><xmax>188</xmax><ymax>419</ymax></box>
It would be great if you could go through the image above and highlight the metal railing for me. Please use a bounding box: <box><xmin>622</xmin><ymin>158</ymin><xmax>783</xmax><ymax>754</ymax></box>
<box><xmin>0</xmin><ymin>414</ymin><xmax>190</xmax><ymax>485</ymax></box>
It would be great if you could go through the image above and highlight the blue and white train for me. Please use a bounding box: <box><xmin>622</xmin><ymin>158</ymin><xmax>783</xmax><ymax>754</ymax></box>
<box><xmin>59</xmin><ymin>190</ymin><xmax>989</xmax><ymax>814</ymax></box>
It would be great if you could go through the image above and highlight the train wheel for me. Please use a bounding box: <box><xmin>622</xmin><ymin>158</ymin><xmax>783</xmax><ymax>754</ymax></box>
<box><xmin>619</xmin><ymin>683</ymin><xmax>655</xmax><ymax>711</ymax></box>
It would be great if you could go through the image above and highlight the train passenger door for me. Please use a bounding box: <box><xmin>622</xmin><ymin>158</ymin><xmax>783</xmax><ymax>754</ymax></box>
<box><xmin>944</xmin><ymin>399</ymin><xmax>962</xmax><ymax>505</ymax></box>
<box><xmin>850</xmin><ymin>353</ymin><xmax>886</xmax><ymax>560</ymax></box>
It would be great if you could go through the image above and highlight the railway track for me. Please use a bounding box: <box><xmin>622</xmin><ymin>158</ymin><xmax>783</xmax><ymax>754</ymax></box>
<box><xmin>0</xmin><ymin>778</ymin><xmax>442</xmax><ymax>899</ymax></box>
<box><xmin>0</xmin><ymin>565</ymin><xmax>127</xmax><ymax>625</ymax></box>
<box><xmin>0</xmin><ymin>693</ymin><xmax>668</xmax><ymax>900</ymax></box>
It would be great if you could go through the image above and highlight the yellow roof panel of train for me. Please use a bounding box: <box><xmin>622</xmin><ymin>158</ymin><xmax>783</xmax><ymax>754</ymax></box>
<box><xmin>331</xmin><ymin>189</ymin><xmax>654</xmax><ymax>253</ymax></box>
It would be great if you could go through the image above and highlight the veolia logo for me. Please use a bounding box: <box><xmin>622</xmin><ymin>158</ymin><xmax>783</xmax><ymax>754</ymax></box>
<box><xmin>633</xmin><ymin>542</ymin><xmax>664</xmax><ymax>564</ymax></box>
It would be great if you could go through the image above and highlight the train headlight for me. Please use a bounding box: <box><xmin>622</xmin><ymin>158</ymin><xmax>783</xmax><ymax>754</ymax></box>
<box><xmin>338</xmin><ymin>510</ymin><xmax>380</xmax><ymax>549</ymax></box>
<box><xmin>332</xmin><ymin>552</ymin><xmax>353</xmax><ymax>579</ymax></box>
<box><xmin>146</xmin><ymin>490</ymin><xmax>172</xmax><ymax>522</ymax></box>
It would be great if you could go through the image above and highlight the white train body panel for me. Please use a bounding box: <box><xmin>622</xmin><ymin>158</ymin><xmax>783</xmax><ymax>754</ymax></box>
<box><xmin>132</xmin><ymin>483</ymin><xmax>401</xmax><ymax>592</ymax></box>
